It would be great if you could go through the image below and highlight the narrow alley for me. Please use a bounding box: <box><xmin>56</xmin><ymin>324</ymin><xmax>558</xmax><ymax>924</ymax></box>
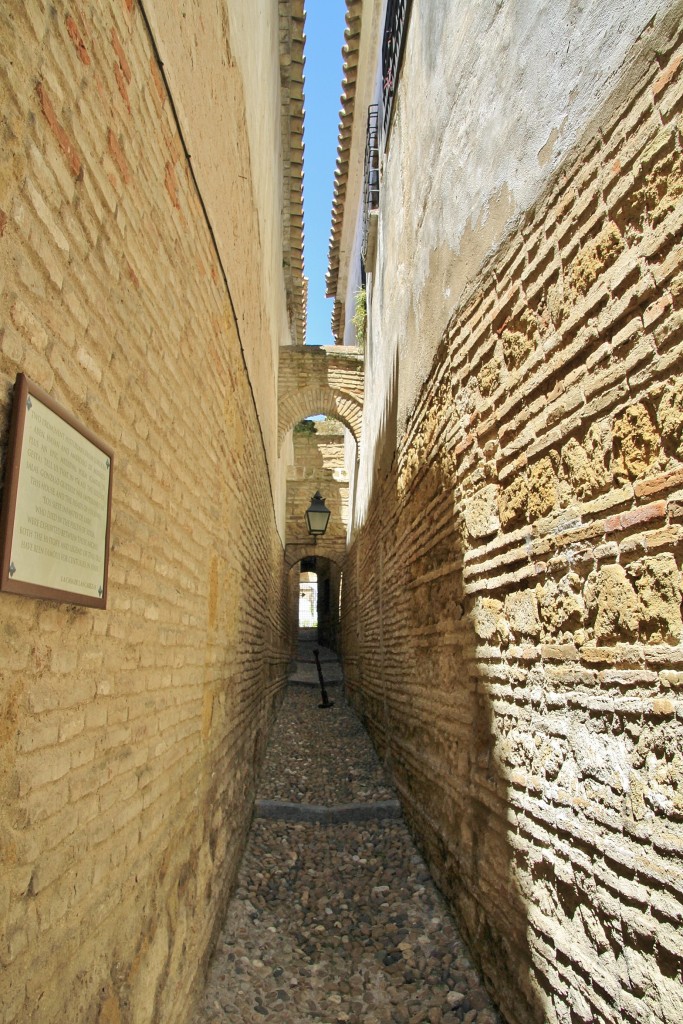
<box><xmin>2</xmin><ymin>3</ymin><xmax>682</xmax><ymax>1024</ymax></box>
<box><xmin>192</xmin><ymin>631</ymin><xmax>501</xmax><ymax>1024</ymax></box>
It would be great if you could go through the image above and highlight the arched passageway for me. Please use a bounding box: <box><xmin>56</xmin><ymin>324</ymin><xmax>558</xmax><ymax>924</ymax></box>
<box><xmin>289</xmin><ymin>554</ymin><xmax>343</xmax><ymax>653</ymax></box>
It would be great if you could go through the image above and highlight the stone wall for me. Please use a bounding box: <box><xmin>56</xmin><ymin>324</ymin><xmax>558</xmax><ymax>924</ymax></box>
<box><xmin>0</xmin><ymin>3</ymin><xmax>290</xmax><ymax>1022</ymax></box>
<box><xmin>341</xmin><ymin>20</ymin><xmax>683</xmax><ymax>1024</ymax></box>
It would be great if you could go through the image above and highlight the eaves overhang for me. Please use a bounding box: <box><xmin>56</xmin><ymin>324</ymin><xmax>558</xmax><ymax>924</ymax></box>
<box><xmin>325</xmin><ymin>0</ymin><xmax>362</xmax><ymax>341</ymax></box>
<box><xmin>279</xmin><ymin>0</ymin><xmax>307</xmax><ymax>344</ymax></box>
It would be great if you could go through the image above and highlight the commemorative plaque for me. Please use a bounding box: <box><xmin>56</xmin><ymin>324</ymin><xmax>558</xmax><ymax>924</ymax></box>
<box><xmin>0</xmin><ymin>374</ymin><xmax>113</xmax><ymax>608</ymax></box>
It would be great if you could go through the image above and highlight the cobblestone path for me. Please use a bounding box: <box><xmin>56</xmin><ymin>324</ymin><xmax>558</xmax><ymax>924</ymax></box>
<box><xmin>192</xmin><ymin>634</ymin><xmax>502</xmax><ymax>1024</ymax></box>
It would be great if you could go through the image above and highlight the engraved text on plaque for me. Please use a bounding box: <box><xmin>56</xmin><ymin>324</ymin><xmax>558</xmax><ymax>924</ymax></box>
<box><xmin>0</xmin><ymin>374</ymin><xmax>113</xmax><ymax>607</ymax></box>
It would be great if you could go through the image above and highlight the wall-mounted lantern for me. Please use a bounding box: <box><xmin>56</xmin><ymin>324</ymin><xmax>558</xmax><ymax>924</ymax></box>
<box><xmin>305</xmin><ymin>491</ymin><xmax>331</xmax><ymax>537</ymax></box>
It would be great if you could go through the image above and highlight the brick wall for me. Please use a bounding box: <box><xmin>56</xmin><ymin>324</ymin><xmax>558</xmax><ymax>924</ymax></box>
<box><xmin>0</xmin><ymin>3</ymin><xmax>289</xmax><ymax>1023</ymax></box>
<box><xmin>143</xmin><ymin>0</ymin><xmax>298</xmax><ymax>478</ymax></box>
<box><xmin>284</xmin><ymin>428</ymin><xmax>346</xmax><ymax>647</ymax></box>
<box><xmin>284</xmin><ymin>427</ymin><xmax>350</xmax><ymax>571</ymax></box>
<box><xmin>277</xmin><ymin>345</ymin><xmax>364</xmax><ymax>448</ymax></box>
<box><xmin>286</xmin><ymin>430</ymin><xmax>349</xmax><ymax>546</ymax></box>
<box><xmin>341</xmin><ymin>25</ymin><xmax>683</xmax><ymax>1024</ymax></box>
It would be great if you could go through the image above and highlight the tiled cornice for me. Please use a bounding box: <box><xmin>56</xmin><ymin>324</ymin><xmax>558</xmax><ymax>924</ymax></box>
<box><xmin>325</xmin><ymin>0</ymin><xmax>362</xmax><ymax>342</ymax></box>
<box><xmin>279</xmin><ymin>0</ymin><xmax>307</xmax><ymax>344</ymax></box>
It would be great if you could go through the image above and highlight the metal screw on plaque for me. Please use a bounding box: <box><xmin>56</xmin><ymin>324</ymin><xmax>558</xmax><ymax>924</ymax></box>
<box><xmin>314</xmin><ymin>648</ymin><xmax>334</xmax><ymax>709</ymax></box>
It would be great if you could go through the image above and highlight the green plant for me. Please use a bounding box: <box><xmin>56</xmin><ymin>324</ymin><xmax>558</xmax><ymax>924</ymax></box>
<box><xmin>294</xmin><ymin>419</ymin><xmax>317</xmax><ymax>435</ymax></box>
<box><xmin>352</xmin><ymin>286</ymin><xmax>367</xmax><ymax>349</ymax></box>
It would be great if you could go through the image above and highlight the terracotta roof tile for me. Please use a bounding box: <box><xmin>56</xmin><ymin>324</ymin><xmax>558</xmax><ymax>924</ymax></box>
<box><xmin>280</xmin><ymin>0</ymin><xmax>307</xmax><ymax>344</ymax></box>
<box><xmin>325</xmin><ymin>0</ymin><xmax>363</xmax><ymax>342</ymax></box>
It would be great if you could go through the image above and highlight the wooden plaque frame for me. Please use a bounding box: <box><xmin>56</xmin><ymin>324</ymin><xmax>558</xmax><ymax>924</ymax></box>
<box><xmin>0</xmin><ymin>373</ymin><xmax>114</xmax><ymax>608</ymax></box>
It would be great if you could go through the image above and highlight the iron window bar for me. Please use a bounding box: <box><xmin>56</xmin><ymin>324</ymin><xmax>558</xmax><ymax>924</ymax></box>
<box><xmin>381</xmin><ymin>0</ymin><xmax>412</xmax><ymax>141</ymax></box>
<box><xmin>361</xmin><ymin>104</ymin><xmax>380</xmax><ymax>266</ymax></box>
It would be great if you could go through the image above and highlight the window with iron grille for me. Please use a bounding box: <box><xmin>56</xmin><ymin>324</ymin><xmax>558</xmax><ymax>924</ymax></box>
<box><xmin>382</xmin><ymin>0</ymin><xmax>413</xmax><ymax>140</ymax></box>
<box><xmin>361</xmin><ymin>104</ymin><xmax>380</xmax><ymax>266</ymax></box>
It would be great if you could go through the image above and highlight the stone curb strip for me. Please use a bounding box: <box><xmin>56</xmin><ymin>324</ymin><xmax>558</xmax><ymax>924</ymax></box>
<box><xmin>255</xmin><ymin>798</ymin><xmax>402</xmax><ymax>823</ymax></box>
<box><xmin>287</xmin><ymin>677</ymin><xmax>343</xmax><ymax>687</ymax></box>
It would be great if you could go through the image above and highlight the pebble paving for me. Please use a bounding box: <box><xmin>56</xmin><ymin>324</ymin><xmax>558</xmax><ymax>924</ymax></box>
<box><xmin>192</xmin><ymin>633</ymin><xmax>503</xmax><ymax>1024</ymax></box>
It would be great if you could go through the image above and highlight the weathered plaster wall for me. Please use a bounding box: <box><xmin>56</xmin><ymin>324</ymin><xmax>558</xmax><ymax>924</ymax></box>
<box><xmin>357</xmin><ymin>0</ymin><xmax>676</xmax><ymax>525</ymax></box>
<box><xmin>342</xmin><ymin>12</ymin><xmax>683</xmax><ymax>1023</ymax></box>
<box><xmin>0</xmin><ymin>3</ymin><xmax>290</xmax><ymax>1022</ymax></box>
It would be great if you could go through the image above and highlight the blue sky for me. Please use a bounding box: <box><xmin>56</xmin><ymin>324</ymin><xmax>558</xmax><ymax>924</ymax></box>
<box><xmin>303</xmin><ymin>1</ymin><xmax>348</xmax><ymax>346</ymax></box>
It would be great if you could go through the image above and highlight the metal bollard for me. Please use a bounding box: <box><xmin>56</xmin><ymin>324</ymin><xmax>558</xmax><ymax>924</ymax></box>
<box><xmin>313</xmin><ymin>648</ymin><xmax>334</xmax><ymax>709</ymax></box>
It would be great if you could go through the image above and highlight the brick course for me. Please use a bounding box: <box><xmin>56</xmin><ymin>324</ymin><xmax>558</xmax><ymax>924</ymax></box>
<box><xmin>341</xmin><ymin>22</ymin><xmax>683</xmax><ymax>1024</ymax></box>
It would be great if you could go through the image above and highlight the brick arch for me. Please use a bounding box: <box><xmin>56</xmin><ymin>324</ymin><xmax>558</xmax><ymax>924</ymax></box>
<box><xmin>285</xmin><ymin>541</ymin><xmax>345</xmax><ymax>570</ymax></box>
<box><xmin>278</xmin><ymin>386</ymin><xmax>362</xmax><ymax>449</ymax></box>
<box><xmin>278</xmin><ymin>345</ymin><xmax>364</xmax><ymax>452</ymax></box>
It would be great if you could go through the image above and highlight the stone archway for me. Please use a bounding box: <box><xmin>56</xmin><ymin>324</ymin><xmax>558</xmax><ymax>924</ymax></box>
<box><xmin>285</xmin><ymin>540</ymin><xmax>345</xmax><ymax>570</ymax></box>
<box><xmin>278</xmin><ymin>345</ymin><xmax>364</xmax><ymax>449</ymax></box>
<box><xmin>287</xmin><ymin>554</ymin><xmax>343</xmax><ymax>652</ymax></box>
<box><xmin>278</xmin><ymin>386</ymin><xmax>362</xmax><ymax>447</ymax></box>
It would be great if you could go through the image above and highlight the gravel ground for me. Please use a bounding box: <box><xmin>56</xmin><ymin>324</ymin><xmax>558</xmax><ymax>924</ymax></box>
<box><xmin>191</xmin><ymin>641</ymin><xmax>503</xmax><ymax>1024</ymax></box>
<box><xmin>257</xmin><ymin>670</ymin><xmax>393</xmax><ymax>807</ymax></box>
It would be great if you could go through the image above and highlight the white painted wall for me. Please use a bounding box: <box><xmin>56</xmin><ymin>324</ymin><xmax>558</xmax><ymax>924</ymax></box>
<box><xmin>353</xmin><ymin>0</ymin><xmax>674</xmax><ymax>526</ymax></box>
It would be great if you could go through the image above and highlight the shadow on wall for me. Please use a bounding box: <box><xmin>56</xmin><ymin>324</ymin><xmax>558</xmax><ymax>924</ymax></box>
<box><xmin>315</xmin><ymin>556</ymin><xmax>341</xmax><ymax>652</ymax></box>
<box><xmin>342</xmin><ymin>456</ymin><xmax>542</xmax><ymax>1024</ymax></box>
<box><xmin>340</xmin><ymin>21</ymin><xmax>683</xmax><ymax>1020</ymax></box>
